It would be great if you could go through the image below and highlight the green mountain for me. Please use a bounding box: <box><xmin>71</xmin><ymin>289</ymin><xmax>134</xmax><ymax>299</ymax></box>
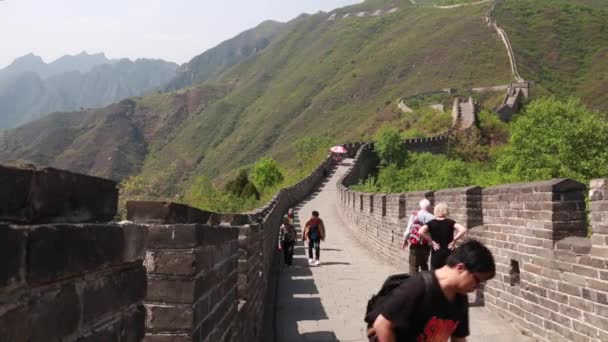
<box><xmin>1</xmin><ymin>0</ymin><xmax>606</xmax><ymax>198</ymax></box>
<box><xmin>493</xmin><ymin>0</ymin><xmax>608</xmax><ymax>110</ymax></box>
<box><xmin>165</xmin><ymin>20</ymin><xmax>288</xmax><ymax>91</ymax></box>
<box><xmin>0</xmin><ymin>57</ymin><xmax>178</xmax><ymax>129</ymax></box>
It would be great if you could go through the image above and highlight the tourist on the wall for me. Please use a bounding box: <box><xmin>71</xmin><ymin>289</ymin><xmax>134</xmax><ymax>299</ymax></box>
<box><xmin>287</xmin><ymin>208</ymin><xmax>295</xmax><ymax>224</ymax></box>
<box><xmin>419</xmin><ymin>202</ymin><xmax>467</xmax><ymax>270</ymax></box>
<box><xmin>369</xmin><ymin>240</ymin><xmax>496</xmax><ymax>341</ymax></box>
<box><xmin>402</xmin><ymin>199</ymin><xmax>434</xmax><ymax>274</ymax></box>
<box><xmin>278</xmin><ymin>215</ymin><xmax>297</xmax><ymax>267</ymax></box>
<box><xmin>302</xmin><ymin>210</ymin><xmax>326</xmax><ymax>266</ymax></box>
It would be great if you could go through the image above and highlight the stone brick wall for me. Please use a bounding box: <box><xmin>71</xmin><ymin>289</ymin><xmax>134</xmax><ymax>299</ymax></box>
<box><xmin>0</xmin><ymin>166</ymin><xmax>147</xmax><ymax>342</ymax></box>
<box><xmin>338</xmin><ymin>144</ymin><xmax>608</xmax><ymax>341</ymax></box>
<box><xmin>122</xmin><ymin>153</ymin><xmax>336</xmax><ymax>342</ymax></box>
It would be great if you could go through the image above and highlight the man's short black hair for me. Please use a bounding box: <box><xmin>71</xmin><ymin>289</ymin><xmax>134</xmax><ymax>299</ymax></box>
<box><xmin>446</xmin><ymin>239</ymin><xmax>496</xmax><ymax>278</ymax></box>
<box><xmin>312</xmin><ymin>210</ymin><xmax>319</xmax><ymax>217</ymax></box>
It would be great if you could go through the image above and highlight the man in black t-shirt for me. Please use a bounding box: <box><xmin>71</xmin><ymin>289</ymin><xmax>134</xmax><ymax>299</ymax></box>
<box><xmin>371</xmin><ymin>240</ymin><xmax>495</xmax><ymax>342</ymax></box>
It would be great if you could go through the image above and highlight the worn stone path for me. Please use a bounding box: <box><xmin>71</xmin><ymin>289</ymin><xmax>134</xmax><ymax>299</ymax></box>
<box><xmin>275</xmin><ymin>161</ymin><xmax>534</xmax><ymax>341</ymax></box>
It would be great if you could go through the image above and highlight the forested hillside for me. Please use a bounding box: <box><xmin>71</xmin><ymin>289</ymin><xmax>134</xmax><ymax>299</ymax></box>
<box><xmin>1</xmin><ymin>0</ymin><xmax>607</xmax><ymax>208</ymax></box>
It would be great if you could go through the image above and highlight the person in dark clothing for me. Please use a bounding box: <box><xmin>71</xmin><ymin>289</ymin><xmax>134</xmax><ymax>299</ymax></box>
<box><xmin>278</xmin><ymin>216</ymin><xmax>296</xmax><ymax>266</ymax></box>
<box><xmin>371</xmin><ymin>240</ymin><xmax>496</xmax><ymax>342</ymax></box>
<box><xmin>302</xmin><ymin>210</ymin><xmax>326</xmax><ymax>266</ymax></box>
<box><xmin>419</xmin><ymin>202</ymin><xmax>467</xmax><ymax>270</ymax></box>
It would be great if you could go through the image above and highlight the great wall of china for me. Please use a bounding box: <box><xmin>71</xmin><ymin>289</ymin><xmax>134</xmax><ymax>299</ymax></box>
<box><xmin>2</xmin><ymin>87</ymin><xmax>607</xmax><ymax>341</ymax></box>
<box><xmin>2</xmin><ymin>1</ymin><xmax>604</xmax><ymax>342</ymax></box>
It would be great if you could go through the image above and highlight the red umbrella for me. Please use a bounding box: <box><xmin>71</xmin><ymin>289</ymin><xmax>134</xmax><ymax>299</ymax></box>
<box><xmin>330</xmin><ymin>145</ymin><xmax>348</xmax><ymax>154</ymax></box>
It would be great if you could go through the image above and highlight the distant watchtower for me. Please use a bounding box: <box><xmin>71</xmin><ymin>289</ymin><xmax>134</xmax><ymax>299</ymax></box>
<box><xmin>496</xmin><ymin>80</ymin><xmax>532</xmax><ymax>121</ymax></box>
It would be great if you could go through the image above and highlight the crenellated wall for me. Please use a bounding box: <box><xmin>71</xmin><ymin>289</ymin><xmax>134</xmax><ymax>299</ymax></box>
<box><xmin>338</xmin><ymin>144</ymin><xmax>608</xmax><ymax>342</ymax></box>
<box><xmin>0</xmin><ymin>148</ymin><xmax>336</xmax><ymax>342</ymax></box>
<box><xmin>122</xmin><ymin>153</ymin><xmax>337</xmax><ymax>342</ymax></box>
<box><xmin>0</xmin><ymin>165</ymin><xmax>148</xmax><ymax>342</ymax></box>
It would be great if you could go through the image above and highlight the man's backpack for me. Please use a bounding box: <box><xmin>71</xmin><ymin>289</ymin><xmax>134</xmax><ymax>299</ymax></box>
<box><xmin>408</xmin><ymin>211</ymin><xmax>429</xmax><ymax>247</ymax></box>
<box><xmin>364</xmin><ymin>272</ymin><xmax>434</xmax><ymax>328</ymax></box>
<box><xmin>308</xmin><ymin>221</ymin><xmax>320</xmax><ymax>240</ymax></box>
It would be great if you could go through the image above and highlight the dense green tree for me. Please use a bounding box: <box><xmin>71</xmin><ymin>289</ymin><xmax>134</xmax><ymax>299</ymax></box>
<box><xmin>241</xmin><ymin>182</ymin><xmax>261</xmax><ymax>200</ymax></box>
<box><xmin>374</xmin><ymin>125</ymin><xmax>408</xmax><ymax>167</ymax></box>
<box><xmin>496</xmin><ymin>97</ymin><xmax>608</xmax><ymax>183</ymax></box>
<box><xmin>251</xmin><ymin>157</ymin><xmax>284</xmax><ymax>190</ymax></box>
<box><xmin>184</xmin><ymin>175</ymin><xmax>257</xmax><ymax>213</ymax></box>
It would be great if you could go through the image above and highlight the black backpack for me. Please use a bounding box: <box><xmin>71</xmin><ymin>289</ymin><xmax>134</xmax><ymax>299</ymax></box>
<box><xmin>364</xmin><ymin>272</ymin><xmax>434</xmax><ymax>328</ymax></box>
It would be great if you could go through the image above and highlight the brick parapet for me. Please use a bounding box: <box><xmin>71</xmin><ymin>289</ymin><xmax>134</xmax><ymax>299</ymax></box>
<box><xmin>0</xmin><ymin>223</ymin><xmax>147</xmax><ymax>342</ymax></box>
<box><xmin>338</xmin><ymin>144</ymin><xmax>608</xmax><ymax>341</ymax></box>
<box><xmin>142</xmin><ymin>223</ymin><xmax>239</xmax><ymax>341</ymax></box>
<box><xmin>590</xmin><ymin>179</ymin><xmax>608</xmax><ymax>258</ymax></box>
<box><xmin>0</xmin><ymin>165</ymin><xmax>118</xmax><ymax>224</ymax></box>
<box><xmin>435</xmin><ymin>186</ymin><xmax>482</xmax><ymax>228</ymax></box>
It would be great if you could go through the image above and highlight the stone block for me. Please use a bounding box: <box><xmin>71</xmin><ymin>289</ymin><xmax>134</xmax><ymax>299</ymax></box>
<box><xmin>31</xmin><ymin>167</ymin><xmax>118</xmax><ymax>222</ymax></box>
<box><xmin>0</xmin><ymin>165</ymin><xmax>32</xmax><ymax>222</ymax></box>
<box><xmin>30</xmin><ymin>283</ymin><xmax>81</xmax><ymax>341</ymax></box>
<box><xmin>147</xmin><ymin>224</ymin><xmax>198</xmax><ymax>249</ymax></box>
<box><xmin>0</xmin><ymin>165</ymin><xmax>118</xmax><ymax>223</ymax></box>
<box><xmin>27</xmin><ymin>224</ymin><xmax>124</xmax><ymax>284</ymax></box>
<box><xmin>588</xmin><ymin>279</ymin><xmax>608</xmax><ymax>292</ymax></box>
<box><xmin>555</xmin><ymin>237</ymin><xmax>592</xmax><ymax>254</ymax></box>
<box><xmin>196</xmin><ymin>225</ymin><xmax>240</xmax><ymax>246</ymax></box>
<box><xmin>147</xmin><ymin>251</ymin><xmax>196</xmax><ymax>276</ymax></box>
<box><xmin>147</xmin><ymin>276</ymin><xmax>195</xmax><ymax>304</ymax></box>
<box><xmin>121</xmin><ymin>223</ymin><xmax>148</xmax><ymax>263</ymax></box>
<box><xmin>127</xmin><ymin>201</ymin><xmax>211</xmax><ymax>224</ymax></box>
<box><xmin>590</xmin><ymin>246</ymin><xmax>608</xmax><ymax>258</ymax></box>
<box><xmin>0</xmin><ymin>225</ymin><xmax>25</xmax><ymax>288</ymax></box>
<box><xmin>82</xmin><ymin>266</ymin><xmax>147</xmax><ymax>325</ymax></box>
<box><xmin>583</xmin><ymin>312</ymin><xmax>608</xmax><ymax>331</ymax></box>
<box><xmin>572</xmin><ymin>321</ymin><xmax>598</xmax><ymax>340</ymax></box>
<box><xmin>145</xmin><ymin>304</ymin><xmax>193</xmax><ymax>332</ymax></box>
<box><xmin>558</xmin><ymin>281</ymin><xmax>582</xmax><ymax>296</ymax></box>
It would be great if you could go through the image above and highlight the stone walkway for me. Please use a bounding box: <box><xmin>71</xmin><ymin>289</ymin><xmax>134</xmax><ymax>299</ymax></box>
<box><xmin>275</xmin><ymin>161</ymin><xmax>534</xmax><ymax>341</ymax></box>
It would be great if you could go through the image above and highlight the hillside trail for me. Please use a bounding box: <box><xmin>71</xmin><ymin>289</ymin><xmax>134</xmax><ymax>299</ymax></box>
<box><xmin>275</xmin><ymin>161</ymin><xmax>534</xmax><ymax>341</ymax></box>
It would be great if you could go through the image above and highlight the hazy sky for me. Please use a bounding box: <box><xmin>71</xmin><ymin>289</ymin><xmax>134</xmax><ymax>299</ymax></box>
<box><xmin>0</xmin><ymin>0</ymin><xmax>362</xmax><ymax>68</ymax></box>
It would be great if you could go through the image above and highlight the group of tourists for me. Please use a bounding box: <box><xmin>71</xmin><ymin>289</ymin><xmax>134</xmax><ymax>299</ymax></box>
<box><xmin>278</xmin><ymin>209</ymin><xmax>326</xmax><ymax>267</ymax></box>
<box><xmin>402</xmin><ymin>199</ymin><xmax>468</xmax><ymax>273</ymax></box>
<box><xmin>367</xmin><ymin>198</ymin><xmax>495</xmax><ymax>341</ymax></box>
<box><xmin>277</xmin><ymin>199</ymin><xmax>496</xmax><ymax>342</ymax></box>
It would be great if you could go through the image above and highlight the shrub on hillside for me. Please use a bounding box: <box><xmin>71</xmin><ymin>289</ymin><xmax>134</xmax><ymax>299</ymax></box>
<box><xmin>374</xmin><ymin>125</ymin><xmax>408</xmax><ymax>167</ymax></box>
<box><xmin>251</xmin><ymin>157</ymin><xmax>284</xmax><ymax>190</ymax></box>
<box><xmin>496</xmin><ymin>97</ymin><xmax>608</xmax><ymax>183</ymax></box>
<box><xmin>184</xmin><ymin>175</ymin><xmax>257</xmax><ymax>213</ymax></box>
<box><xmin>225</xmin><ymin>169</ymin><xmax>260</xmax><ymax>200</ymax></box>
